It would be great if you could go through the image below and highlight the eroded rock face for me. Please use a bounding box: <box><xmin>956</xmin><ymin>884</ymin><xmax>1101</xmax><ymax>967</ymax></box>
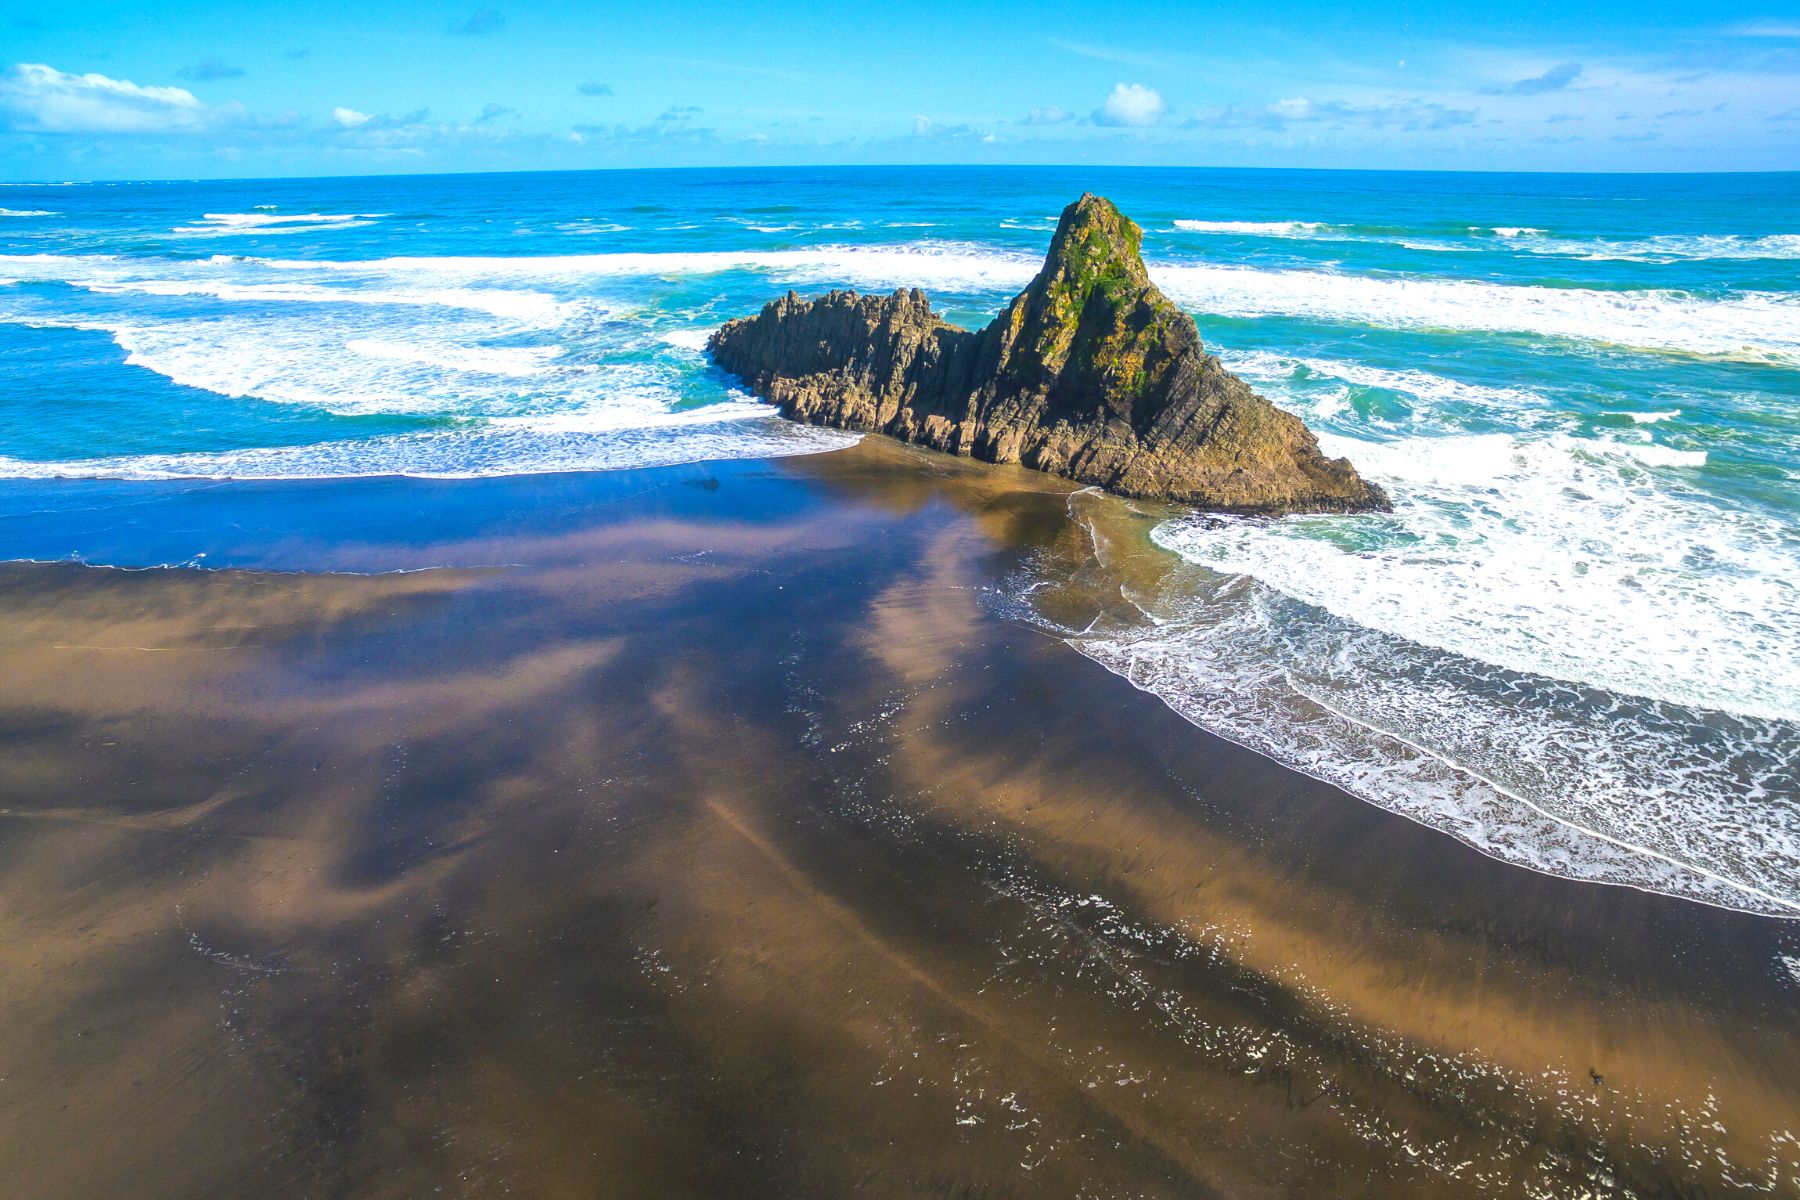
<box><xmin>708</xmin><ymin>194</ymin><xmax>1390</xmax><ymax>515</ymax></box>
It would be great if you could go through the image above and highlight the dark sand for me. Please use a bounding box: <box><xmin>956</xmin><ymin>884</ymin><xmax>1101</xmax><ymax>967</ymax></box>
<box><xmin>1</xmin><ymin>438</ymin><xmax>1796</xmax><ymax>1198</ymax></box>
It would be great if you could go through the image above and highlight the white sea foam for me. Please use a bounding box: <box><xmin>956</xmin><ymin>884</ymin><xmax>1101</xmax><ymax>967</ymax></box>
<box><xmin>1626</xmin><ymin>409</ymin><xmax>1681</xmax><ymax>424</ymax></box>
<box><xmin>346</xmin><ymin>338</ymin><xmax>563</xmax><ymax>377</ymax></box>
<box><xmin>1025</xmin><ymin>488</ymin><xmax>1800</xmax><ymax>918</ymax></box>
<box><xmin>97</xmin><ymin>319</ymin><xmax>476</xmax><ymax>414</ymax></box>
<box><xmin>0</xmin><ymin>246</ymin><xmax>855</xmax><ymax>471</ymax></box>
<box><xmin>1053</xmin><ymin>578</ymin><xmax>1800</xmax><ymax>917</ymax></box>
<box><xmin>1610</xmin><ymin>440</ymin><xmax>1706</xmax><ymax>467</ymax></box>
<box><xmin>0</xmin><ymin>295</ymin><xmax>861</xmax><ymax>473</ymax></box>
<box><xmin>1309</xmin><ymin>386</ymin><xmax>1352</xmax><ymax>419</ymax></box>
<box><xmin>203</xmin><ymin>212</ymin><xmax>370</xmax><ymax>227</ymax></box>
<box><xmin>0</xmin><ymin>208</ymin><xmax>54</xmax><ymax>217</ymax></box>
<box><xmin>18</xmin><ymin>247</ymin><xmax>1795</xmax><ymax>365</ymax></box>
<box><xmin>1173</xmin><ymin>219</ymin><xmax>1331</xmax><ymax>236</ymax></box>
<box><xmin>261</xmin><ymin>243</ymin><xmax>1046</xmax><ymax>295</ymax></box>
<box><xmin>76</xmin><ymin>277</ymin><xmax>572</xmax><ymax>324</ymax></box>
<box><xmin>172</xmin><ymin>212</ymin><xmax>380</xmax><ymax>237</ymax></box>
<box><xmin>106</xmin><ymin>321</ymin><xmax>597</xmax><ymax>416</ymax></box>
<box><xmin>1147</xmin><ymin>263</ymin><xmax>1800</xmax><ymax>364</ymax></box>
<box><xmin>239</xmin><ymin>247</ymin><xmax>1800</xmax><ymax>363</ymax></box>
<box><xmin>1171</xmin><ymin>218</ymin><xmax>1800</xmax><ymax>261</ymax></box>
<box><xmin>1226</xmin><ymin>350</ymin><xmax>1549</xmax><ymax>419</ymax></box>
<box><xmin>0</xmin><ymin>292</ymin><xmax>579</xmax><ymax>417</ymax></box>
<box><xmin>1514</xmin><ymin>232</ymin><xmax>1800</xmax><ymax>262</ymax></box>
<box><xmin>1154</xmin><ymin>430</ymin><xmax>1795</xmax><ymax>722</ymax></box>
<box><xmin>0</xmin><ymin>252</ymin><xmax>113</xmax><ymax>268</ymax></box>
<box><xmin>0</xmin><ymin>246</ymin><xmax>843</xmax><ymax>491</ymax></box>
<box><xmin>660</xmin><ymin>328</ymin><xmax>713</xmax><ymax>351</ymax></box>
<box><xmin>485</xmin><ymin>392</ymin><xmax>778</xmax><ymax>433</ymax></box>
<box><xmin>0</xmin><ymin>414</ymin><xmax>856</xmax><ymax>482</ymax></box>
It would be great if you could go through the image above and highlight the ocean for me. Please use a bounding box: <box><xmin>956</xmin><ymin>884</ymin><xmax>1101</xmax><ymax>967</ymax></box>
<box><xmin>1</xmin><ymin>165</ymin><xmax>1795</xmax><ymax>917</ymax></box>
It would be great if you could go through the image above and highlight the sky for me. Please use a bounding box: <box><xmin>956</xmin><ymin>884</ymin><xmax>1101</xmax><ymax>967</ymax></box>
<box><xmin>1</xmin><ymin>0</ymin><xmax>1797</xmax><ymax>179</ymax></box>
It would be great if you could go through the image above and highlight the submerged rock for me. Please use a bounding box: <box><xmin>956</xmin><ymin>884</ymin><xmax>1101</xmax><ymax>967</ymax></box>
<box><xmin>708</xmin><ymin>193</ymin><xmax>1389</xmax><ymax>515</ymax></box>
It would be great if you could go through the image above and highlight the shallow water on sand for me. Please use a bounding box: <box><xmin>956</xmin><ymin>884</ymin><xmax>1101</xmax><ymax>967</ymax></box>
<box><xmin>1</xmin><ymin>443</ymin><xmax>1796</xmax><ymax>1198</ymax></box>
<box><xmin>2</xmin><ymin>167</ymin><xmax>1796</xmax><ymax>915</ymax></box>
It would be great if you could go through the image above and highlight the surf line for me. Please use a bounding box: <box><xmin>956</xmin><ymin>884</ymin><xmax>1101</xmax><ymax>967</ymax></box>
<box><xmin>1287</xmin><ymin>673</ymin><xmax>1800</xmax><ymax>918</ymax></box>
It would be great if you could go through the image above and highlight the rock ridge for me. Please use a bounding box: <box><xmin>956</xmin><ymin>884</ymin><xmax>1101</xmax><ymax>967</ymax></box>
<box><xmin>707</xmin><ymin>193</ymin><xmax>1389</xmax><ymax>515</ymax></box>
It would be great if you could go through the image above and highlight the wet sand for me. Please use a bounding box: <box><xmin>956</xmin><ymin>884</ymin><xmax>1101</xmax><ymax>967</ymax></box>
<box><xmin>1</xmin><ymin>438</ymin><xmax>1796</xmax><ymax>1198</ymax></box>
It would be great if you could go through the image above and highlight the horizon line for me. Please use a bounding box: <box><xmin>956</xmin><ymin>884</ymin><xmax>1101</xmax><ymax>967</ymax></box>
<box><xmin>4</xmin><ymin>161</ymin><xmax>1798</xmax><ymax>187</ymax></box>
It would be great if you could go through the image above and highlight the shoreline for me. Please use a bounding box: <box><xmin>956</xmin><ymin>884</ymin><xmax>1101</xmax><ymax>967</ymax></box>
<box><xmin>11</xmin><ymin>442</ymin><xmax>1794</xmax><ymax>921</ymax></box>
<box><xmin>1</xmin><ymin>438</ymin><xmax>1797</xmax><ymax>1197</ymax></box>
<box><xmin>1079</xmin><ymin>631</ymin><xmax>1800</xmax><ymax>921</ymax></box>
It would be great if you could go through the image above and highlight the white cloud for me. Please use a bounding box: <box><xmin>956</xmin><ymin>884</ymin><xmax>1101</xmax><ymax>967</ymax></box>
<box><xmin>907</xmin><ymin>114</ymin><xmax>991</xmax><ymax>144</ymax></box>
<box><xmin>1727</xmin><ymin>21</ymin><xmax>1800</xmax><ymax>37</ymax></box>
<box><xmin>0</xmin><ymin>63</ymin><xmax>206</xmax><ymax>133</ymax></box>
<box><xmin>331</xmin><ymin>107</ymin><xmax>432</xmax><ymax>138</ymax></box>
<box><xmin>1189</xmin><ymin>95</ymin><xmax>1475</xmax><ymax>131</ymax></box>
<box><xmin>1019</xmin><ymin>105</ymin><xmax>1072</xmax><ymax>126</ymax></box>
<box><xmin>1093</xmin><ymin>82</ymin><xmax>1165</xmax><ymax>127</ymax></box>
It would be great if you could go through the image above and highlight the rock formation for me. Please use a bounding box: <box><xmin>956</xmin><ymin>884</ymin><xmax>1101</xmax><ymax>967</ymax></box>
<box><xmin>708</xmin><ymin>194</ymin><xmax>1389</xmax><ymax>514</ymax></box>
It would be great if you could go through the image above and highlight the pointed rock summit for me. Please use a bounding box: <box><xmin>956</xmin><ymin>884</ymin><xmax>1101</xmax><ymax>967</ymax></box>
<box><xmin>708</xmin><ymin>194</ymin><xmax>1389</xmax><ymax>514</ymax></box>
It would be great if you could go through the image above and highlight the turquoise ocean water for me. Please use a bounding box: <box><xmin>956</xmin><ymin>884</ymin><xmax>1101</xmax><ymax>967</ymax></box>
<box><xmin>1</xmin><ymin>166</ymin><xmax>1795</xmax><ymax>916</ymax></box>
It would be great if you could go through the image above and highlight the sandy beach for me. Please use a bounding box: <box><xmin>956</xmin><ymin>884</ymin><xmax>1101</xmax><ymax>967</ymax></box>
<box><xmin>0</xmin><ymin>437</ymin><xmax>1794</xmax><ymax>1198</ymax></box>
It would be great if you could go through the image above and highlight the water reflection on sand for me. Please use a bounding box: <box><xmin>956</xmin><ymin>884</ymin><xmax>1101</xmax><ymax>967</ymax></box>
<box><xmin>1</xmin><ymin>441</ymin><xmax>1795</xmax><ymax>1198</ymax></box>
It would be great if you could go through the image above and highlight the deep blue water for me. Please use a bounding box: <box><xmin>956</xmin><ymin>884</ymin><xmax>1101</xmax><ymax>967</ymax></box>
<box><xmin>1</xmin><ymin>165</ymin><xmax>1795</xmax><ymax>916</ymax></box>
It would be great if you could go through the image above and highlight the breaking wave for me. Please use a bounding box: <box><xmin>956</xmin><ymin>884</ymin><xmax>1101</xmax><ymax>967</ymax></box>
<box><xmin>191</xmin><ymin>246</ymin><xmax>1800</xmax><ymax>363</ymax></box>
<box><xmin>1023</xmin><ymin>489</ymin><xmax>1799</xmax><ymax>919</ymax></box>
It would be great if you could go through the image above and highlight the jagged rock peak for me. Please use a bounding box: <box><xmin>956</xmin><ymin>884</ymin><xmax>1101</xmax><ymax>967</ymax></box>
<box><xmin>707</xmin><ymin>193</ymin><xmax>1390</xmax><ymax>515</ymax></box>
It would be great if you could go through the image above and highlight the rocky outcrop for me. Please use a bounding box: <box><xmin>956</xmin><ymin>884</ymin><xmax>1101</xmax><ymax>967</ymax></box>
<box><xmin>708</xmin><ymin>194</ymin><xmax>1389</xmax><ymax>515</ymax></box>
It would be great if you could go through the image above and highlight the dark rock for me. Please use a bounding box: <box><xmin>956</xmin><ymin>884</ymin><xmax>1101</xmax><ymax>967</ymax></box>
<box><xmin>708</xmin><ymin>194</ymin><xmax>1389</xmax><ymax>515</ymax></box>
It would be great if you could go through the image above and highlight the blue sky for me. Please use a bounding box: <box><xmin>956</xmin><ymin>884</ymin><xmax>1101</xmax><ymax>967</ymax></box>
<box><xmin>2</xmin><ymin>0</ymin><xmax>1797</xmax><ymax>178</ymax></box>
